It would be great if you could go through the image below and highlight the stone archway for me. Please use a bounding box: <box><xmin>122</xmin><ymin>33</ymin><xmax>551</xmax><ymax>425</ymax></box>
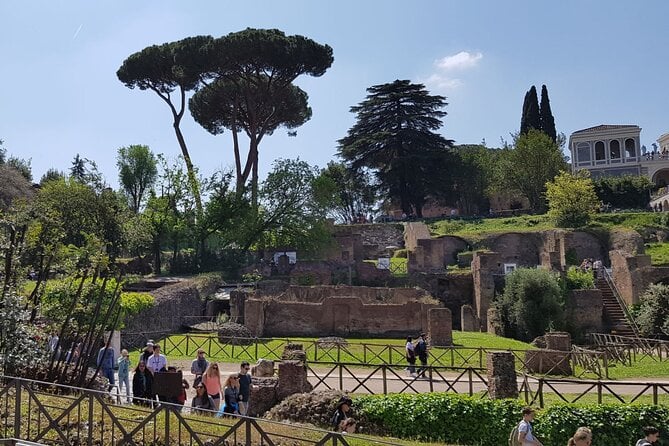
<box><xmin>652</xmin><ymin>168</ymin><xmax>669</xmax><ymax>187</ymax></box>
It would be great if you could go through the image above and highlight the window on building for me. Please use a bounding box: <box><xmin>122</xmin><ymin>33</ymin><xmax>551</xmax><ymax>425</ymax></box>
<box><xmin>625</xmin><ymin>138</ymin><xmax>636</xmax><ymax>159</ymax></box>
<box><xmin>610</xmin><ymin>140</ymin><xmax>621</xmax><ymax>162</ymax></box>
<box><xmin>595</xmin><ymin>141</ymin><xmax>606</xmax><ymax>163</ymax></box>
<box><xmin>504</xmin><ymin>263</ymin><xmax>517</xmax><ymax>275</ymax></box>
<box><xmin>576</xmin><ymin>142</ymin><xmax>591</xmax><ymax>165</ymax></box>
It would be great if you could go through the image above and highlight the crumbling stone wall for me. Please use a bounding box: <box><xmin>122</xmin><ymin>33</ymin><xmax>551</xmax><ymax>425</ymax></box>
<box><xmin>124</xmin><ymin>278</ymin><xmax>219</xmax><ymax>333</ymax></box>
<box><xmin>473</xmin><ymin>252</ymin><xmax>501</xmax><ymax>329</ymax></box>
<box><xmin>258</xmin><ymin>284</ymin><xmax>431</xmax><ymax>303</ymax></box>
<box><xmin>566</xmin><ymin>290</ymin><xmax>603</xmax><ymax>341</ymax></box>
<box><xmin>245</xmin><ymin>296</ymin><xmax>436</xmax><ymax>337</ymax></box>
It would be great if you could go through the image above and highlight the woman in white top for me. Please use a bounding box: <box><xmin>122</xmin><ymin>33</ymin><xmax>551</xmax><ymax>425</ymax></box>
<box><xmin>405</xmin><ymin>336</ymin><xmax>416</xmax><ymax>376</ymax></box>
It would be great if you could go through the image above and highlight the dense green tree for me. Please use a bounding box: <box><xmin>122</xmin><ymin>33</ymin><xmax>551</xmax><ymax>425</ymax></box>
<box><xmin>520</xmin><ymin>86</ymin><xmax>540</xmax><ymax>135</ymax></box>
<box><xmin>70</xmin><ymin>154</ymin><xmax>86</xmax><ymax>181</ymax></box>
<box><xmin>30</xmin><ymin>178</ymin><xmax>127</xmax><ymax>259</ymax></box>
<box><xmin>539</xmin><ymin>84</ymin><xmax>557</xmax><ymax>142</ymax></box>
<box><xmin>593</xmin><ymin>175</ymin><xmax>654</xmax><ymax>209</ymax></box>
<box><xmin>338</xmin><ymin>80</ymin><xmax>454</xmax><ymax>217</ymax></box>
<box><xmin>240</xmin><ymin>159</ymin><xmax>336</xmax><ymax>254</ymax></box>
<box><xmin>116</xmin><ymin>144</ymin><xmax>158</xmax><ymax>213</ymax></box>
<box><xmin>546</xmin><ymin>170</ymin><xmax>598</xmax><ymax>228</ymax></box>
<box><xmin>497</xmin><ymin>267</ymin><xmax>565</xmax><ymax>341</ymax></box>
<box><xmin>39</xmin><ymin>168</ymin><xmax>65</xmax><ymax>185</ymax></box>
<box><xmin>449</xmin><ymin>145</ymin><xmax>496</xmax><ymax>215</ymax></box>
<box><xmin>191</xmin><ymin>28</ymin><xmax>333</xmax><ymax>207</ymax></box>
<box><xmin>635</xmin><ymin>284</ymin><xmax>669</xmax><ymax>337</ymax></box>
<box><xmin>497</xmin><ymin>129</ymin><xmax>568</xmax><ymax>212</ymax></box>
<box><xmin>69</xmin><ymin>154</ymin><xmax>105</xmax><ymax>190</ymax></box>
<box><xmin>117</xmin><ymin>36</ymin><xmax>213</xmax><ymax>216</ymax></box>
<box><xmin>190</xmin><ymin>78</ymin><xmax>312</xmax><ymax>202</ymax></box>
<box><xmin>319</xmin><ymin>162</ymin><xmax>377</xmax><ymax>223</ymax></box>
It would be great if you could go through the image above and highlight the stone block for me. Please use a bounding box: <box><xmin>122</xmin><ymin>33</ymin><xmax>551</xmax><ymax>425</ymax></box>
<box><xmin>486</xmin><ymin>307</ymin><xmax>503</xmax><ymax>336</ymax></box>
<box><xmin>251</xmin><ymin>359</ymin><xmax>275</xmax><ymax>377</ymax></box>
<box><xmin>486</xmin><ymin>351</ymin><xmax>518</xmax><ymax>399</ymax></box>
<box><xmin>428</xmin><ymin>307</ymin><xmax>452</xmax><ymax>346</ymax></box>
<box><xmin>460</xmin><ymin>305</ymin><xmax>478</xmax><ymax>332</ymax></box>
<box><xmin>544</xmin><ymin>332</ymin><xmax>571</xmax><ymax>351</ymax></box>
<box><xmin>249</xmin><ymin>376</ymin><xmax>278</xmax><ymax>417</ymax></box>
<box><xmin>277</xmin><ymin>360</ymin><xmax>312</xmax><ymax>401</ymax></box>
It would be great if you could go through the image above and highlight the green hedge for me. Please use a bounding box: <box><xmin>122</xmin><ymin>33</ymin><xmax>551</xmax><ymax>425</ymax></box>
<box><xmin>355</xmin><ymin>394</ymin><xmax>668</xmax><ymax>446</ymax></box>
<box><xmin>356</xmin><ymin>393</ymin><xmax>521</xmax><ymax>446</ymax></box>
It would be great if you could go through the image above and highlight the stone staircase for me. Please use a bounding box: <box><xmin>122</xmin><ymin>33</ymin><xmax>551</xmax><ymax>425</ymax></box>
<box><xmin>595</xmin><ymin>275</ymin><xmax>637</xmax><ymax>337</ymax></box>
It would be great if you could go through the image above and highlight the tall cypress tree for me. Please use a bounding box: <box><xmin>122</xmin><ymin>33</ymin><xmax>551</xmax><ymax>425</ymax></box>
<box><xmin>539</xmin><ymin>84</ymin><xmax>557</xmax><ymax>143</ymax></box>
<box><xmin>520</xmin><ymin>86</ymin><xmax>540</xmax><ymax>135</ymax></box>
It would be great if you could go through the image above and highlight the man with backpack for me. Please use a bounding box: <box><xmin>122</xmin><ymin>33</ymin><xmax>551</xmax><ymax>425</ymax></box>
<box><xmin>636</xmin><ymin>426</ymin><xmax>660</xmax><ymax>446</ymax></box>
<box><xmin>415</xmin><ymin>333</ymin><xmax>429</xmax><ymax>378</ymax></box>
<box><xmin>509</xmin><ymin>407</ymin><xmax>542</xmax><ymax>446</ymax></box>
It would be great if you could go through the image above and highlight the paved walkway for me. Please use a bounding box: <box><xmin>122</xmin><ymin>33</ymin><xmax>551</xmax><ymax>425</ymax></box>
<box><xmin>110</xmin><ymin>359</ymin><xmax>669</xmax><ymax>406</ymax></box>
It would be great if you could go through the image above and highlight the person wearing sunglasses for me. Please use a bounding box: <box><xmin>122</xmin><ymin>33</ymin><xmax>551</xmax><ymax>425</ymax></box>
<box><xmin>221</xmin><ymin>373</ymin><xmax>240</xmax><ymax>416</ymax></box>
<box><xmin>201</xmin><ymin>363</ymin><xmax>222</xmax><ymax>410</ymax></box>
<box><xmin>191</xmin><ymin>382</ymin><xmax>216</xmax><ymax>416</ymax></box>
<box><xmin>238</xmin><ymin>361</ymin><xmax>252</xmax><ymax>416</ymax></box>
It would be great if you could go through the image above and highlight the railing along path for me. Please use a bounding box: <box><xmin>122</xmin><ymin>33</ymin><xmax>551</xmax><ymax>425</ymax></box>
<box><xmin>125</xmin><ymin>334</ymin><xmax>610</xmax><ymax>378</ymax></box>
<box><xmin>0</xmin><ymin>376</ymin><xmax>400</xmax><ymax>446</ymax></box>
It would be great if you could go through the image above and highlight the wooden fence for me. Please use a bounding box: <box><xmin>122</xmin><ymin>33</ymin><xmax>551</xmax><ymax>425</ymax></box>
<box><xmin>124</xmin><ymin>333</ymin><xmax>610</xmax><ymax>378</ymax></box>
<box><xmin>0</xmin><ymin>376</ymin><xmax>400</xmax><ymax>446</ymax></box>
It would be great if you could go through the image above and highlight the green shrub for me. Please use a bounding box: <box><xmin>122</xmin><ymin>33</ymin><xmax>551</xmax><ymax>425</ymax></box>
<box><xmin>562</xmin><ymin>266</ymin><xmax>595</xmax><ymax>290</ymax></box>
<box><xmin>356</xmin><ymin>393</ymin><xmax>522</xmax><ymax>446</ymax></box>
<box><xmin>635</xmin><ymin>283</ymin><xmax>669</xmax><ymax>337</ymax></box>
<box><xmin>536</xmin><ymin>404</ymin><xmax>669</xmax><ymax>446</ymax></box>
<box><xmin>356</xmin><ymin>394</ymin><xmax>669</xmax><ymax>446</ymax></box>
<box><xmin>546</xmin><ymin>171</ymin><xmax>599</xmax><ymax>228</ymax></box>
<box><xmin>496</xmin><ymin>268</ymin><xmax>564</xmax><ymax>341</ymax></box>
<box><xmin>119</xmin><ymin>291</ymin><xmax>154</xmax><ymax>316</ymax></box>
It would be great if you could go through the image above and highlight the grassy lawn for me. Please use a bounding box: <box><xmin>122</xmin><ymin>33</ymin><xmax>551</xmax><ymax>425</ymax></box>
<box><xmin>604</xmin><ymin>355</ymin><xmax>669</xmax><ymax>379</ymax></box>
<box><xmin>645</xmin><ymin>242</ymin><xmax>669</xmax><ymax>266</ymax></box>
<box><xmin>134</xmin><ymin>332</ymin><xmax>535</xmax><ymax>370</ymax></box>
<box><xmin>429</xmin><ymin>211</ymin><xmax>664</xmax><ymax>243</ymax></box>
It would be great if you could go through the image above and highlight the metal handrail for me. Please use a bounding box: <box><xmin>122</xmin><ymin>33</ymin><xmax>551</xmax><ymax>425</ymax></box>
<box><xmin>600</xmin><ymin>268</ymin><xmax>641</xmax><ymax>338</ymax></box>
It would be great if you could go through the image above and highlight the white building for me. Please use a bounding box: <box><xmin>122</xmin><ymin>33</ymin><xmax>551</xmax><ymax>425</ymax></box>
<box><xmin>569</xmin><ymin>124</ymin><xmax>669</xmax><ymax>186</ymax></box>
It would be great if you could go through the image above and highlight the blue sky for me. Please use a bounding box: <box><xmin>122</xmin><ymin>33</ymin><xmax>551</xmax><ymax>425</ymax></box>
<box><xmin>2</xmin><ymin>1</ymin><xmax>669</xmax><ymax>187</ymax></box>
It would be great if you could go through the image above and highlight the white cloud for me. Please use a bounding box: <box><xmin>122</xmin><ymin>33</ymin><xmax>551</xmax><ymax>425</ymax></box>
<box><xmin>435</xmin><ymin>51</ymin><xmax>483</xmax><ymax>71</ymax></box>
<box><xmin>422</xmin><ymin>51</ymin><xmax>483</xmax><ymax>92</ymax></box>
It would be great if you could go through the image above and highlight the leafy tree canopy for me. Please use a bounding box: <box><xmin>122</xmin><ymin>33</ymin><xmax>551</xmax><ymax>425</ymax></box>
<box><xmin>319</xmin><ymin>162</ymin><xmax>377</xmax><ymax>224</ymax></box>
<box><xmin>593</xmin><ymin>175</ymin><xmax>654</xmax><ymax>210</ymax></box>
<box><xmin>497</xmin><ymin>129</ymin><xmax>568</xmax><ymax>213</ymax></box>
<box><xmin>338</xmin><ymin>79</ymin><xmax>454</xmax><ymax>217</ymax></box>
<box><xmin>497</xmin><ymin>267</ymin><xmax>565</xmax><ymax>342</ymax></box>
<box><xmin>116</xmin><ymin>144</ymin><xmax>158</xmax><ymax>213</ymax></box>
<box><xmin>546</xmin><ymin>170</ymin><xmax>599</xmax><ymax>228</ymax></box>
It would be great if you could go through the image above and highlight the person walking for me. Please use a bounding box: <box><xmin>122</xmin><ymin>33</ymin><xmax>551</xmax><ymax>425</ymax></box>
<box><xmin>222</xmin><ymin>373</ymin><xmax>241</xmax><ymax>416</ymax></box>
<box><xmin>415</xmin><ymin>333</ymin><xmax>428</xmax><ymax>378</ymax></box>
<box><xmin>141</xmin><ymin>341</ymin><xmax>154</xmax><ymax>363</ymax></box>
<box><xmin>238</xmin><ymin>361</ymin><xmax>252</xmax><ymax>415</ymax></box>
<box><xmin>190</xmin><ymin>349</ymin><xmax>209</xmax><ymax>386</ymax></box>
<box><xmin>201</xmin><ymin>363</ymin><xmax>222</xmax><ymax>410</ymax></box>
<box><xmin>146</xmin><ymin>344</ymin><xmax>167</xmax><ymax>374</ymax></box>
<box><xmin>132</xmin><ymin>361</ymin><xmax>153</xmax><ymax>406</ymax></box>
<box><xmin>516</xmin><ymin>407</ymin><xmax>543</xmax><ymax>446</ymax></box>
<box><xmin>636</xmin><ymin>426</ymin><xmax>660</xmax><ymax>446</ymax></box>
<box><xmin>405</xmin><ymin>336</ymin><xmax>416</xmax><ymax>377</ymax></box>
<box><xmin>567</xmin><ymin>427</ymin><xmax>592</xmax><ymax>446</ymax></box>
<box><xmin>117</xmin><ymin>349</ymin><xmax>131</xmax><ymax>403</ymax></box>
<box><xmin>96</xmin><ymin>342</ymin><xmax>116</xmax><ymax>391</ymax></box>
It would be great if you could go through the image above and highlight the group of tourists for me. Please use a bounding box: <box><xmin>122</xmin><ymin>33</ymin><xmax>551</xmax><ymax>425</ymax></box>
<box><xmin>404</xmin><ymin>333</ymin><xmax>428</xmax><ymax>377</ymax></box>
<box><xmin>88</xmin><ymin>340</ymin><xmax>254</xmax><ymax>416</ymax></box>
<box><xmin>511</xmin><ymin>406</ymin><xmax>660</xmax><ymax>446</ymax></box>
